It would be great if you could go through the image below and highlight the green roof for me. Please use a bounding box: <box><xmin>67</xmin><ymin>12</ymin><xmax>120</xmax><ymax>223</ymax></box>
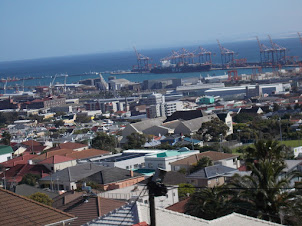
<box><xmin>0</xmin><ymin>145</ymin><xmax>13</xmax><ymax>155</ymax></box>
<box><xmin>156</xmin><ymin>148</ymin><xmax>191</xmax><ymax>158</ymax></box>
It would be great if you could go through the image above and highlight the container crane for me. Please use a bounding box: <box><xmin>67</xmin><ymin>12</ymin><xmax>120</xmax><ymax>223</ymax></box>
<box><xmin>256</xmin><ymin>36</ymin><xmax>272</xmax><ymax>65</ymax></box>
<box><xmin>49</xmin><ymin>74</ymin><xmax>57</xmax><ymax>95</ymax></box>
<box><xmin>217</xmin><ymin>40</ymin><xmax>234</xmax><ymax>68</ymax></box>
<box><xmin>268</xmin><ymin>35</ymin><xmax>286</xmax><ymax>65</ymax></box>
<box><xmin>194</xmin><ymin>46</ymin><xmax>213</xmax><ymax>64</ymax></box>
<box><xmin>133</xmin><ymin>47</ymin><xmax>151</xmax><ymax>72</ymax></box>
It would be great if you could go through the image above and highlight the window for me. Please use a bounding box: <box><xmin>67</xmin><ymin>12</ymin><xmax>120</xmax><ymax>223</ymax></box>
<box><xmin>134</xmin><ymin>164</ymin><xmax>139</xmax><ymax>169</ymax></box>
<box><xmin>144</xmin><ymin>200</ymin><xmax>148</xmax><ymax>204</ymax></box>
<box><xmin>174</xmin><ymin>166</ymin><xmax>180</xmax><ymax>171</ymax></box>
<box><xmin>148</xmin><ymin>163</ymin><xmax>153</xmax><ymax>168</ymax></box>
<box><xmin>158</xmin><ymin>163</ymin><xmax>163</xmax><ymax>168</ymax></box>
<box><xmin>126</xmin><ymin>166</ymin><xmax>129</xmax><ymax>169</ymax></box>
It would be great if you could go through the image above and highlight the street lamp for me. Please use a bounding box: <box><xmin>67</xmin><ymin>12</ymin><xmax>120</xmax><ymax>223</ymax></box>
<box><xmin>219</xmin><ymin>133</ymin><xmax>223</xmax><ymax>152</ymax></box>
<box><xmin>296</xmin><ymin>128</ymin><xmax>301</xmax><ymax>146</ymax></box>
<box><xmin>279</xmin><ymin>118</ymin><xmax>283</xmax><ymax>141</ymax></box>
<box><xmin>237</xmin><ymin>129</ymin><xmax>241</xmax><ymax>142</ymax></box>
<box><xmin>190</xmin><ymin>133</ymin><xmax>194</xmax><ymax>151</ymax></box>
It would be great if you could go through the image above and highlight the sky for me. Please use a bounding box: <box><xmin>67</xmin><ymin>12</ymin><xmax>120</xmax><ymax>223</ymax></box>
<box><xmin>1</xmin><ymin>0</ymin><xmax>302</xmax><ymax>62</ymax></box>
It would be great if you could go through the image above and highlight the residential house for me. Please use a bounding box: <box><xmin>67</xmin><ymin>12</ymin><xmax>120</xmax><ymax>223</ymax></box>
<box><xmin>99</xmin><ymin>183</ymin><xmax>179</xmax><ymax>208</ymax></box>
<box><xmin>170</xmin><ymin>151</ymin><xmax>239</xmax><ymax>172</ymax></box>
<box><xmin>85</xmin><ymin>150</ymin><xmax>160</xmax><ymax>170</ymax></box>
<box><xmin>32</xmin><ymin>148</ymin><xmax>110</xmax><ymax>163</ymax></box>
<box><xmin>186</xmin><ymin>165</ymin><xmax>238</xmax><ymax>187</ymax></box>
<box><xmin>0</xmin><ymin>188</ymin><xmax>76</xmax><ymax>225</ymax></box>
<box><xmin>239</xmin><ymin>106</ymin><xmax>264</xmax><ymax>116</ymax></box>
<box><xmin>13</xmin><ymin>184</ymin><xmax>59</xmax><ymax>199</ymax></box>
<box><xmin>39</xmin><ymin>155</ymin><xmax>77</xmax><ymax>172</ymax></box>
<box><xmin>121</xmin><ymin>117</ymin><xmax>166</xmax><ymax>143</ymax></box>
<box><xmin>39</xmin><ymin>163</ymin><xmax>145</xmax><ymax>191</ymax></box>
<box><xmin>144</xmin><ymin>147</ymin><xmax>199</xmax><ymax>171</ymax></box>
<box><xmin>55</xmin><ymin>142</ymin><xmax>89</xmax><ymax>151</ymax></box>
<box><xmin>0</xmin><ymin>153</ymin><xmax>35</xmax><ymax>169</ymax></box>
<box><xmin>0</xmin><ymin>162</ymin><xmax>51</xmax><ymax>187</ymax></box>
<box><xmin>217</xmin><ymin>112</ymin><xmax>233</xmax><ymax>135</ymax></box>
<box><xmin>0</xmin><ymin>145</ymin><xmax>13</xmax><ymax>163</ymax></box>
<box><xmin>84</xmin><ymin>201</ymin><xmax>282</xmax><ymax>226</ymax></box>
<box><xmin>56</xmin><ymin>194</ymin><xmax>125</xmax><ymax>226</ymax></box>
<box><xmin>281</xmin><ymin>160</ymin><xmax>302</xmax><ymax>187</ymax></box>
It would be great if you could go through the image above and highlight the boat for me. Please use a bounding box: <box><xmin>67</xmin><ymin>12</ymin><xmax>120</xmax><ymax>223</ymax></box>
<box><xmin>150</xmin><ymin>61</ymin><xmax>211</xmax><ymax>74</ymax></box>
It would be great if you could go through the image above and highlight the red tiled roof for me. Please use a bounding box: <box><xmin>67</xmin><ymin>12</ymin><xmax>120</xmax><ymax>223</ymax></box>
<box><xmin>57</xmin><ymin>142</ymin><xmax>88</xmax><ymax>150</ymax></box>
<box><xmin>56</xmin><ymin>195</ymin><xmax>125</xmax><ymax>226</ymax></box>
<box><xmin>32</xmin><ymin>148</ymin><xmax>110</xmax><ymax>162</ymax></box>
<box><xmin>66</xmin><ymin>148</ymin><xmax>110</xmax><ymax>160</ymax></box>
<box><xmin>0</xmin><ymin>188</ymin><xmax>75</xmax><ymax>226</ymax></box>
<box><xmin>21</xmin><ymin>140</ymin><xmax>42</xmax><ymax>147</ymax></box>
<box><xmin>0</xmin><ymin>164</ymin><xmax>51</xmax><ymax>183</ymax></box>
<box><xmin>25</xmin><ymin>145</ymin><xmax>46</xmax><ymax>154</ymax></box>
<box><xmin>32</xmin><ymin>149</ymin><xmax>74</xmax><ymax>162</ymax></box>
<box><xmin>166</xmin><ymin>198</ymin><xmax>189</xmax><ymax>213</ymax></box>
<box><xmin>0</xmin><ymin>154</ymin><xmax>35</xmax><ymax>168</ymax></box>
<box><xmin>39</xmin><ymin>155</ymin><xmax>75</xmax><ymax>164</ymax></box>
<box><xmin>170</xmin><ymin>151</ymin><xmax>238</xmax><ymax>166</ymax></box>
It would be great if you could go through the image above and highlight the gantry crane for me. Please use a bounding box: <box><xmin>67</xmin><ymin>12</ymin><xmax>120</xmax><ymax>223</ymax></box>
<box><xmin>194</xmin><ymin>46</ymin><xmax>213</xmax><ymax>64</ymax></box>
<box><xmin>256</xmin><ymin>36</ymin><xmax>272</xmax><ymax>65</ymax></box>
<box><xmin>268</xmin><ymin>35</ymin><xmax>286</xmax><ymax>65</ymax></box>
<box><xmin>133</xmin><ymin>47</ymin><xmax>151</xmax><ymax>72</ymax></box>
<box><xmin>217</xmin><ymin>40</ymin><xmax>234</xmax><ymax>67</ymax></box>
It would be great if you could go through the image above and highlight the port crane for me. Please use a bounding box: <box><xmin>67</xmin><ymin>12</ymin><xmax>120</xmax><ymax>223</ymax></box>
<box><xmin>133</xmin><ymin>47</ymin><xmax>151</xmax><ymax>72</ymax></box>
<box><xmin>49</xmin><ymin>74</ymin><xmax>57</xmax><ymax>95</ymax></box>
<box><xmin>256</xmin><ymin>36</ymin><xmax>272</xmax><ymax>65</ymax></box>
<box><xmin>268</xmin><ymin>35</ymin><xmax>286</xmax><ymax>65</ymax></box>
<box><xmin>217</xmin><ymin>40</ymin><xmax>234</xmax><ymax>67</ymax></box>
<box><xmin>194</xmin><ymin>46</ymin><xmax>213</xmax><ymax>64</ymax></box>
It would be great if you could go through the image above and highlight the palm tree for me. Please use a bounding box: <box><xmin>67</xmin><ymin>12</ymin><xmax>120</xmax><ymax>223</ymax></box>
<box><xmin>185</xmin><ymin>186</ymin><xmax>235</xmax><ymax>220</ymax></box>
<box><xmin>245</xmin><ymin>140</ymin><xmax>286</xmax><ymax>164</ymax></box>
<box><xmin>229</xmin><ymin>160</ymin><xmax>300</xmax><ymax>223</ymax></box>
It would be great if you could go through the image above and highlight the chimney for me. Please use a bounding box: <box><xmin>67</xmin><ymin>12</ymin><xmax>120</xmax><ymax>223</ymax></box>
<box><xmin>130</xmin><ymin>170</ymin><xmax>134</xmax><ymax>177</ymax></box>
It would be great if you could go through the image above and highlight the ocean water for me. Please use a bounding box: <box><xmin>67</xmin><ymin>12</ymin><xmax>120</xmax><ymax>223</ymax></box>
<box><xmin>0</xmin><ymin>38</ymin><xmax>301</xmax><ymax>91</ymax></box>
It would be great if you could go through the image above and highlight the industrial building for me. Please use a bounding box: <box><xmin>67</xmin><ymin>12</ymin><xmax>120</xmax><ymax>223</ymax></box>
<box><xmin>204</xmin><ymin>83</ymin><xmax>290</xmax><ymax>98</ymax></box>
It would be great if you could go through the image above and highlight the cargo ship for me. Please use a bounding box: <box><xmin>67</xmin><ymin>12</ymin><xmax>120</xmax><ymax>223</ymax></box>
<box><xmin>150</xmin><ymin>60</ymin><xmax>211</xmax><ymax>74</ymax></box>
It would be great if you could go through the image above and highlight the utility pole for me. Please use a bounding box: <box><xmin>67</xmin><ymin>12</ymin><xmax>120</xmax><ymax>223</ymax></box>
<box><xmin>147</xmin><ymin>177</ymin><xmax>167</xmax><ymax>226</ymax></box>
<box><xmin>279</xmin><ymin>118</ymin><xmax>283</xmax><ymax>141</ymax></box>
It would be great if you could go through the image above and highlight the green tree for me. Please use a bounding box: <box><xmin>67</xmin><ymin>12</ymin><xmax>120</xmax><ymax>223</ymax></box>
<box><xmin>233</xmin><ymin>113</ymin><xmax>254</xmax><ymax>123</ymax></box>
<box><xmin>124</xmin><ymin>132</ymin><xmax>146</xmax><ymax>149</ymax></box>
<box><xmin>189</xmin><ymin>156</ymin><xmax>213</xmax><ymax>174</ymax></box>
<box><xmin>91</xmin><ymin>132</ymin><xmax>117</xmax><ymax>153</ymax></box>
<box><xmin>229</xmin><ymin>160</ymin><xmax>300</xmax><ymax>223</ymax></box>
<box><xmin>19</xmin><ymin>173</ymin><xmax>41</xmax><ymax>186</ymax></box>
<box><xmin>178</xmin><ymin>183</ymin><xmax>196</xmax><ymax>199</ymax></box>
<box><xmin>273</xmin><ymin>103</ymin><xmax>280</xmax><ymax>112</ymax></box>
<box><xmin>198</xmin><ymin>118</ymin><xmax>229</xmax><ymax>142</ymax></box>
<box><xmin>244</xmin><ymin>140</ymin><xmax>288</xmax><ymax>164</ymax></box>
<box><xmin>75</xmin><ymin>114</ymin><xmax>91</xmax><ymax>123</ymax></box>
<box><xmin>28</xmin><ymin>192</ymin><xmax>53</xmax><ymax>206</ymax></box>
<box><xmin>54</xmin><ymin>120</ymin><xmax>64</xmax><ymax>128</ymax></box>
<box><xmin>185</xmin><ymin>186</ymin><xmax>235</xmax><ymax>220</ymax></box>
<box><xmin>1</xmin><ymin>131</ymin><xmax>11</xmax><ymax>145</ymax></box>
